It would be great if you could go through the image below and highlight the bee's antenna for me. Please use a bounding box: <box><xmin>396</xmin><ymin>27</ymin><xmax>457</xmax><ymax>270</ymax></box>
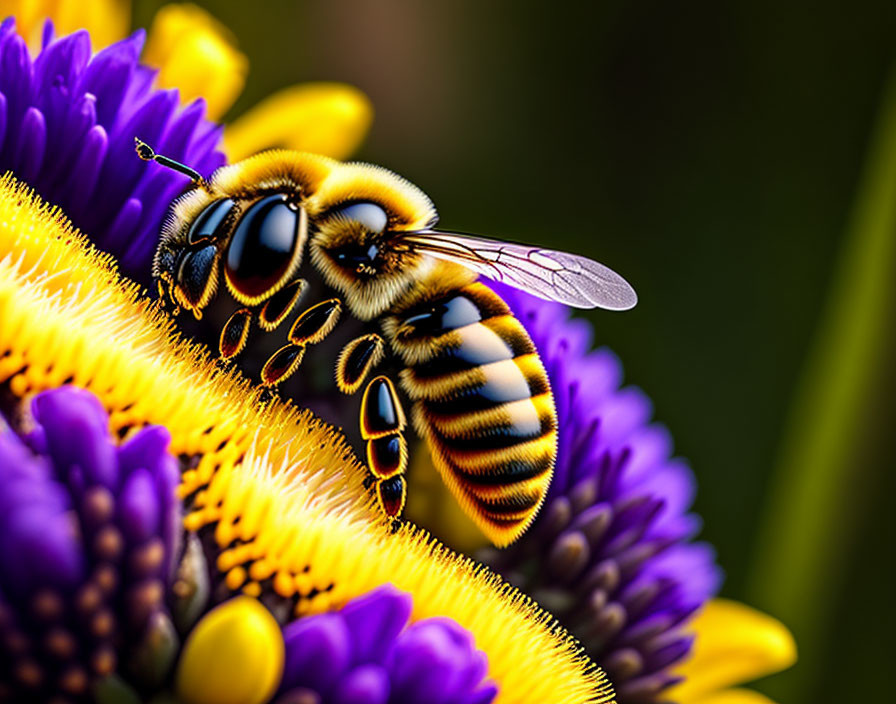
<box><xmin>135</xmin><ymin>138</ymin><xmax>208</xmax><ymax>187</ymax></box>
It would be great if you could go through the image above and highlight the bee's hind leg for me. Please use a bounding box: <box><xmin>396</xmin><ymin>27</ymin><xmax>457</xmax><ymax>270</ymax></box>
<box><xmin>359</xmin><ymin>375</ymin><xmax>408</xmax><ymax>521</ymax></box>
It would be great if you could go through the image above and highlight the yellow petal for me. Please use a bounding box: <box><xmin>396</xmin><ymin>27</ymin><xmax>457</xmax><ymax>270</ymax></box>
<box><xmin>143</xmin><ymin>3</ymin><xmax>248</xmax><ymax>120</ymax></box>
<box><xmin>669</xmin><ymin>599</ymin><xmax>797</xmax><ymax>703</ymax></box>
<box><xmin>0</xmin><ymin>0</ymin><xmax>130</xmax><ymax>48</ymax></box>
<box><xmin>689</xmin><ymin>689</ymin><xmax>779</xmax><ymax>704</ymax></box>
<box><xmin>175</xmin><ymin>596</ymin><xmax>284</xmax><ymax>704</ymax></box>
<box><xmin>224</xmin><ymin>82</ymin><xmax>373</xmax><ymax>161</ymax></box>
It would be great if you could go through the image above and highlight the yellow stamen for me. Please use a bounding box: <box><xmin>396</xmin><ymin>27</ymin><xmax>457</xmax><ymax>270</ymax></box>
<box><xmin>143</xmin><ymin>3</ymin><xmax>248</xmax><ymax>120</ymax></box>
<box><xmin>0</xmin><ymin>174</ymin><xmax>614</xmax><ymax>704</ymax></box>
<box><xmin>224</xmin><ymin>82</ymin><xmax>373</xmax><ymax>161</ymax></box>
<box><xmin>670</xmin><ymin>599</ymin><xmax>797</xmax><ymax>704</ymax></box>
<box><xmin>175</xmin><ymin>596</ymin><xmax>283</xmax><ymax>704</ymax></box>
<box><xmin>0</xmin><ymin>0</ymin><xmax>130</xmax><ymax>49</ymax></box>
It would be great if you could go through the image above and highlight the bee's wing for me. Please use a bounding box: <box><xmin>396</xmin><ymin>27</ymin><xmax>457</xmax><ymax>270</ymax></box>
<box><xmin>400</xmin><ymin>231</ymin><xmax>637</xmax><ymax>310</ymax></box>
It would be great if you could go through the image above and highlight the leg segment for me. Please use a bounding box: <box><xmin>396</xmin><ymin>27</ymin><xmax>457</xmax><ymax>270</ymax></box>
<box><xmin>360</xmin><ymin>375</ymin><xmax>408</xmax><ymax>518</ymax></box>
<box><xmin>220</xmin><ymin>308</ymin><xmax>252</xmax><ymax>358</ymax></box>
<box><xmin>336</xmin><ymin>333</ymin><xmax>385</xmax><ymax>394</ymax></box>
<box><xmin>258</xmin><ymin>279</ymin><xmax>308</xmax><ymax>331</ymax></box>
<box><xmin>288</xmin><ymin>298</ymin><xmax>342</xmax><ymax>344</ymax></box>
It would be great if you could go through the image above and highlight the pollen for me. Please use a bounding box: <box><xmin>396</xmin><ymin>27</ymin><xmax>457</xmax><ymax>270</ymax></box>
<box><xmin>0</xmin><ymin>175</ymin><xmax>614</xmax><ymax>704</ymax></box>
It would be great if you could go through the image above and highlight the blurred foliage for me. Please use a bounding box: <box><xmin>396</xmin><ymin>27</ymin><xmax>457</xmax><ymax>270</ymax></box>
<box><xmin>134</xmin><ymin>1</ymin><xmax>895</xmax><ymax>701</ymax></box>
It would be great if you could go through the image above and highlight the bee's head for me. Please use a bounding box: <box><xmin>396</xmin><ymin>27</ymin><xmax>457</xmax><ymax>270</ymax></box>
<box><xmin>153</xmin><ymin>188</ymin><xmax>233</xmax><ymax>314</ymax></box>
<box><xmin>151</xmin><ymin>150</ymin><xmax>336</xmax><ymax>315</ymax></box>
<box><xmin>309</xmin><ymin>163</ymin><xmax>439</xmax><ymax>320</ymax></box>
<box><xmin>142</xmin><ymin>143</ymin><xmax>439</xmax><ymax>320</ymax></box>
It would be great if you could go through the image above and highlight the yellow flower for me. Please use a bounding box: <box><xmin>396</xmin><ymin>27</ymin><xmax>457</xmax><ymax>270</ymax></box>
<box><xmin>670</xmin><ymin>599</ymin><xmax>797</xmax><ymax>704</ymax></box>
<box><xmin>142</xmin><ymin>3</ymin><xmax>247</xmax><ymax>121</ymax></box>
<box><xmin>1</xmin><ymin>0</ymin><xmax>372</xmax><ymax>161</ymax></box>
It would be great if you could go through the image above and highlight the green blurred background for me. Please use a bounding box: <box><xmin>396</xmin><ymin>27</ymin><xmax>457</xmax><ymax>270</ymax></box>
<box><xmin>135</xmin><ymin>1</ymin><xmax>895</xmax><ymax>701</ymax></box>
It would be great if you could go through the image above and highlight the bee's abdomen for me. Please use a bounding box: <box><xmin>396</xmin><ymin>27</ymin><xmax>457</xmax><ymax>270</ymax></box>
<box><xmin>394</xmin><ymin>282</ymin><xmax>556</xmax><ymax>546</ymax></box>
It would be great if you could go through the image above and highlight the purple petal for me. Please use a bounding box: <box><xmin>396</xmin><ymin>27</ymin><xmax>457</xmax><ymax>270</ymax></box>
<box><xmin>0</xmin><ymin>91</ymin><xmax>8</xmax><ymax>152</ymax></box>
<box><xmin>387</xmin><ymin>618</ymin><xmax>489</xmax><ymax>704</ymax></box>
<box><xmin>340</xmin><ymin>584</ymin><xmax>412</xmax><ymax>666</ymax></box>
<box><xmin>40</xmin><ymin>18</ymin><xmax>54</xmax><ymax>49</ymax></box>
<box><xmin>0</xmin><ymin>34</ymin><xmax>32</xmax><ymax>164</ymax></box>
<box><xmin>118</xmin><ymin>425</ymin><xmax>172</xmax><ymax>475</ymax></box>
<box><xmin>331</xmin><ymin>664</ymin><xmax>390</xmax><ymax>704</ymax></box>
<box><xmin>0</xmin><ymin>505</ymin><xmax>84</xmax><ymax>594</ymax></box>
<box><xmin>16</xmin><ymin>106</ymin><xmax>46</xmax><ymax>182</ymax></box>
<box><xmin>281</xmin><ymin>613</ymin><xmax>352</xmax><ymax>693</ymax></box>
<box><xmin>33</xmin><ymin>29</ymin><xmax>90</xmax><ymax>99</ymax></box>
<box><xmin>64</xmin><ymin>123</ymin><xmax>108</xmax><ymax>207</ymax></box>
<box><xmin>32</xmin><ymin>387</ymin><xmax>117</xmax><ymax>490</ymax></box>
<box><xmin>105</xmin><ymin>197</ymin><xmax>143</xmax><ymax>255</ymax></box>
<box><xmin>470</xmin><ymin>683</ymin><xmax>499</xmax><ymax>704</ymax></box>
<box><xmin>118</xmin><ymin>468</ymin><xmax>160</xmax><ymax>543</ymax></box>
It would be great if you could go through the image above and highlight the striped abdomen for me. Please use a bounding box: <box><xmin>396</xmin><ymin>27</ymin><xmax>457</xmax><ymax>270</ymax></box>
<box><xmin>389</xmin><ymin>281</ymin><xmax>556</xmax><ymax>546</ymax></box>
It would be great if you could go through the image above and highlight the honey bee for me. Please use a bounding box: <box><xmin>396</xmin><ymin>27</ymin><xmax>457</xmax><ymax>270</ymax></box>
<box><xmin>136</xmin><ymin>139</ymin><xmax>637</xmax><ymax>546</ymax></box>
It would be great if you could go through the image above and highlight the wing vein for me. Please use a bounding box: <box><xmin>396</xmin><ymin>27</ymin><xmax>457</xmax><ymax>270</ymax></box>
<box><xmin>400</xmin><ymin>231</ymin><xmax>637</xmax><ymax>310</ymax></box>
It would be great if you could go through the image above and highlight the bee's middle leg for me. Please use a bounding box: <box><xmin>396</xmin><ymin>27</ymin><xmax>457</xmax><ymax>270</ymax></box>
<box><xmin>359</xmin><ymin>374</ymin><xmax>408</xmax><ymax>520</ymax></box>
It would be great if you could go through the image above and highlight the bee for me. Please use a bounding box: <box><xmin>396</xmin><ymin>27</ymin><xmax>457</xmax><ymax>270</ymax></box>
<box><xmin>136</xmin><ymin>139</ymin><xmax>636</xmax><ymax>546</ymax></box>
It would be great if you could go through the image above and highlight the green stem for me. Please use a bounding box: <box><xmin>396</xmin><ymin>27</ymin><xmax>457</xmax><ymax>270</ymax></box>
<box><xmin>748</xmin><ymin>68</ymin><xmax>896</xmax><ymax>698</ymax></box>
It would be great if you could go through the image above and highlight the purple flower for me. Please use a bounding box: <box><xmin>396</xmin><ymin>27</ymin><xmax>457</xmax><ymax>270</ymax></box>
<box><xmin>0</xmin><ymin>18</ymin><xmax>223</xmax><ymax>281</ymax></box>
<box><xmin>277</xmin><ymin>585</ymin><xmax>497</xmax><ymax>704</ymax></box>
<box><xmin>0</xmin><ymin>386</ymin><xmax>499</xmax><ymax>703</ymax></box>
<box><xmin>480</xmin><ymin>283</ymin><xmax>723</xmax><ymax>704</ymax></box>
<box><xmin>0</xmin><ymin>386</ymin><xmax>181</xmax><ymax>701</ymax></box>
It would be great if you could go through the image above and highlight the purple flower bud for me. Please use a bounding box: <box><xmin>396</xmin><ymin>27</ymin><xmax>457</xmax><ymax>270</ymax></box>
<box><xmin>0</xmin><ymin>386</ymin><xmax>183</xmax><ymax>700</ymax></box>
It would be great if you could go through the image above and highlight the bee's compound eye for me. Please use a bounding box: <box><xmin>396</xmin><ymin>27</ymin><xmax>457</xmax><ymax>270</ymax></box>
<box><xmin>187</xmin><ymin>198</ymin><xmax>236</xmax><ymax>244</ymax></box>
<box><xmin>334</xmin><ymin>202</ymin><xmax>388</xmax><ymax>233</ymax></box>
<box><xmin>176</xmin><ymin>245</ymin><xmax>218</xmax><ymax>307</ymax></box>
<box><xmin>225</xmin><ymin>194</ymin><xmax>305</xmax><ymax>303</ymax></box>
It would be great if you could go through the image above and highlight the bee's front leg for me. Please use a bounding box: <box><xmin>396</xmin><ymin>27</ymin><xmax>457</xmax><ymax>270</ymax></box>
<box><xmin>359</xmin><ymin>375</ymin><xmax>408</xmax><ymax>520</ymax></box>
<box><xmin>260</xmin><ymin>296</ymin><xmax>343</xmax><ymax>386</ymax></box>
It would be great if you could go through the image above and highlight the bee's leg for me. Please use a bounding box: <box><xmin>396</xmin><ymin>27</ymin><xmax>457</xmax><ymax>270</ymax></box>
<box><xmin>261</xmin><ymin>343</ymin><xmax>306</xmax><ymax>385</ymax></box>
<box><xmin>219</xmin><ymin>278</ymin><xmax>310</xmax><ymax>361</ymax></box>
<box><xmin>360</xmin><ymin>375</ymin><xmax>408</xmax><ymax>520</ymax></box>
<box><xmin>335</xmin><ymin>333</ymin><xmax>386</xmax><ymax>394</ymax></box>
<box><xmin>288</xmin><ymin>298</ymin><xmax>342</xmax><ymax>345</ymax></box>
<box><xmin>219</xmin><ymin>308</ymin><xmax>253</xmax><ymax>359</ymax></box>
<box><xmin>259</xmin><ymin>296</ymin><xmax>344</xmax><ymax>387</ymax></box>
<box><xmin>257</xmin><ymin>278</ymin><xmax>308</xmax><ymax>332</ymax></box>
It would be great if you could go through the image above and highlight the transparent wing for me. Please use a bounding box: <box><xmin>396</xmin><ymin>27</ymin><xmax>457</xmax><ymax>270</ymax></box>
<box><xmin>400</xmin><ymin>230</ymin><xmax>637</xmax><ymax>310</ymax></box>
